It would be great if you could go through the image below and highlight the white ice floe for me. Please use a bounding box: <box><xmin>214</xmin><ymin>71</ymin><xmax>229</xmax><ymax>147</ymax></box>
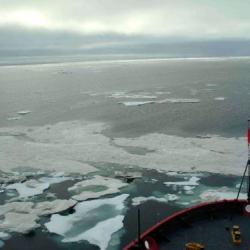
<box><xmin>155</xmin><ymin>91</ymin><xmax>171</xmax><ymax>95</ymax></box>
<box><xmin>109</xmin><ymin>93</ymin><xmax>157</xmax><ymax>99</ymax></box>
<box><xmin>200</xmin><ymin>187</ymin><xmax>246</xmax><ymax>201</ymax></box>
<box><xmin>7</xmin><ymin>117</ymin><xmax>21</xmax><ymax>121</ymax></box>
<box><xmin>214</xmin><ymin>97</ymin><xmax>226</xmax><ymax>101</ymax></box>
<box><xmin>0</xmin><ymin>212</ymin><xmax>39</xmax><ymax>234</ymax></box>
<box><xmin>119</xmin><ymin>98</ymin><xmax>200</xmax><ymax>107</ymax></box>
<box><xmin>0</xmin><ymin>199</ymin><xmax>77</xmax><ymax>234</ymax></box>
<box><xmin>17</xmin><ymin>110</ymin><xmax>31</xmax><ymax>115</ymax></box>
<box><xmin>0</xmin><ymin>120</ymin><xmax>247</xmax><ymax>175</ymax></box>
<box><xmin>206</xmin><ymin>84</ymin><xmax>217</xmax><ymax>87</ymax></box>
<box><xmin>156</xmin><ymin>98</ymin><xmax>200</xmax><ymax>104</ymax></box>
<box><xmin>39</xmin><ymin>175</ymin><xmax>72</xmax><ymax>185</ymax></box>
<box><xmin>0</xmin><ymin>202</ymin><xmax>33</xmax><ymax>216</ymax></box>
<box><xmin>164</xmin><ymin>176</ymin><xmax>200</xmax><ymax>187</ymax></box>
<box><xmin>119</xmin><ymin>101</ymin><xmax>154</xmax><ymax>106</ymax></box>
<box><xmin>68</xmin><ymin>175</ymin><xmax>128</xmax><ymax>201</ymax></box>
<box><xmin>0</xmin><ymin>232</ymin><xmax>10</xmax><ymax>240</ymax></box>
<box><xmin>45</xmin><ymin>194</ymin><xmax>129</xmax><ymax>250</ymax></box>
<box><xmin>6</xmin><ymin>180</ymin><xmax>50</xmax><ymax>198</ymax></box>
<box><xmin>34</xmin><ymin>199</ymin><xmax>77</xmax><ymax>216</ymax></box>
<box><xmin>132</xmin><ymin>194</ymin><xmax>179</xmax><ymax>206</ymax></box>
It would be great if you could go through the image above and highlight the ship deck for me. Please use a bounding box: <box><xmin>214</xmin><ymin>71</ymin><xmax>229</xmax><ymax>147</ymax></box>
<box><xmin>158</xmin><ymin>213</ymin><xmax>250</xmax><ymax>249</ymax></box>
<box><xmin>124</xmin><ymin>199</ymin><xmax>250</xmax><ymax>250</ymax></box>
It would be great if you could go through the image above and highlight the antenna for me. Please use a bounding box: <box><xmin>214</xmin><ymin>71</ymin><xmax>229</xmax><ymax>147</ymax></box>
<box><xmin>247</xmin><ymin>119</ymin><xmax>250</xmax><ymax>201</ymax></box>
<box><xmin>236</xmin><ymin>120</ymin><xmax>250</xmax><ymax>200</ymax></box>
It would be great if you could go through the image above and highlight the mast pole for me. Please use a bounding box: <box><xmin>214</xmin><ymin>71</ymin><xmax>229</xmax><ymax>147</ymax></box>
<box><xmin>247</xmin><ymin>119</ymin><xmax>250</xmax><ymax>201</ymax></box>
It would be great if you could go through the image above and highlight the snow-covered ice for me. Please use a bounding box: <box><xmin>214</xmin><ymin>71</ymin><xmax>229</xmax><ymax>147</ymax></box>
<box><xmin>0</xmin><ymin>199</ymin><xmax>77</xmax><ymax>234</ymax></box>
<box><xmin>119</xmin><ymin>101</ymin><xmax>154</xmax><ymax>106</ymax></box>
<box><xmin>68</xmin><ymin>175</ymin><xmax>128</xmax><ymax>201</ymax></box>
<box><xmin>215</xmin><ymin>97</ymin><xmax>226</xmax><ymax>101</ymax></box>
<box><xmin>17</xmin><ymin>110</ymin><xmax>31</xmax><ymax>115</ymax></box>
<box><xmin>164</xmin><ymin>176</ymin><xmax>200</xmax><ymax>187</ymax></box>
<box><xmin>0</xmin><ymin>120</ymin><xmax>247</xmax><ymax>175</ymax></box>
<box><xmin>119</xmin><ymin>98</ymin><xmax>200</xmax><ymax>106</ymax></box>
<box><xmin>45</xmin><ymin>194</ymin><xmax>129</xmax><ymax>250</ymax></box>
<box><xmin>0</xmin><ymin>212</ymin><xmax>39</xmax><ymax>234</ymax></box>
<box><xmin>200</xmin><ymin>187</ymin><xmax>246</xmax><ymax>201</ymax></box>
<box><xmin>0</xmin><ymin>232</ymin><xmax>10</xmax><ymax>240</ymax></box>
<box><xmin>6</xmin><ymin>180</ymin><xmax>50</xmax><ymax>198</ymax></box>
<box><xmin>132</xmin><ymin>194</ymin><xmax>179</xmax><ymax>206</ymax></box>
<box><xmin>109</xmin><ymin>93</ymin><xmax>157</xmax><ymax>99</ymax></box>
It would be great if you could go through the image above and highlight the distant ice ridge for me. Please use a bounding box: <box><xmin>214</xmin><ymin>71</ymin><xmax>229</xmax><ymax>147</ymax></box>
<box><xmin>120</xmin><ymin>98</ymin><xmax>200</xmax><ymax>106</ymax></box>
<box><xmin>0</xmin><ymin>120</ymin><xmax>247</xmax><ymax>175</ymax></box>
<box><xmin>45</xmin><ymin>194</ymin><xmax>129</xmax><ymax>250</ymax></box>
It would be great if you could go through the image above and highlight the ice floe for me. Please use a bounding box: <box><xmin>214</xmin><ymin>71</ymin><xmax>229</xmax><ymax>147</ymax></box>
<box><xmin>119</xmin><ymin>98</ymin><xmax>200</xmax><ymax>106</ymax></box>
<box><xmin>200</xmin><ymin>187</ymin><xmax>246</xmax><ymax>201</ymax></box>
<box><xmin>0</xmin><ymin>212</ymin><xmax>40</xmax><ymax>234</ymax></box>
<box><xmin>7</xmin><ymin>117</ymin><xmax>21</xmax><ymax>121</ymax></box>
<box><xmin>214</xmin><ymin>97</ymin><xmax>226</xmax><ymax>101</ymax></box>
<box><xmin>17</xmin><ymin>110</ymin><xmax>31</xmax><ymax>115</ymax></box>
<box><xmin>0</xmin><ymin>199</ymin><xmax>77</xmax><ymax>234</ymax></box>
<box><xmin>0</xmin><ymin>120</ymin><xmax>247</xmax><ymax>175</ymax></box>
<box><xmin>164</xmin><ymin>176</ymin><xmax>200</xmax><ymax>187</ymax></box>
<box><xmin>0</xmin><ymin>232</ymin><xmax>10</xmax><ymax>240</ymax></box>
<box><xmin>132</xmin><ymin>194</ymin><xmax>179</xmax><ymax>206</ymax></box>
<box><xmin>109</xmin><ymin>93</ymin><xmax>157</xmax><ymax>99</ymax></box>
<box><xmin>119</xmin><ymin>101</ymin><xmax>154</xmax><ymax>106</ymax></box>
<box><xmin>68</xmin><ymin>175</ymin><xmax>128</xmax><ymax>201</ymax></box>
<box><xmin>6</xmin><ymin>180</ymin><xmax>50</xmax><ymax>198</ymax></box>
<box><xmin>45</xmin><ymin>194</ymin><xmax>129</xmax><ymax>250</ymax></box>
<box><xmin>34</xmin><ymin>199</ymin><xmax>77</xmax><ymax>216</ymax></box>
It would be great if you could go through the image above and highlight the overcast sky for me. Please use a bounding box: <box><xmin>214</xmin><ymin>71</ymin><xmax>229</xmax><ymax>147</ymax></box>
<box><xmin>1</xmin><ymin>1</ymin><xmax>250</xmax><ymax>57</ymax></box>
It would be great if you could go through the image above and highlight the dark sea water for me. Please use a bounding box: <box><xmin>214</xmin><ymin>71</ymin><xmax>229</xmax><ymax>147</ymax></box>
<box><xmin>0</xmin><ymin>57</ymin><xmax>250</xmax><ymax>249</ymax></box>
<box><xmin>0</xmin><ymin>57</ymin><xmax>250</xmax><ymax>138</ymax></box>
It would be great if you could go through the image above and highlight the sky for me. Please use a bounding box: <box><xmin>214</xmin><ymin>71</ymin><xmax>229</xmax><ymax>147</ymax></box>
<box><xmin>1</xmin><ymin>0</ymin><xmax>250</xmax><ymax>58</ymax></box>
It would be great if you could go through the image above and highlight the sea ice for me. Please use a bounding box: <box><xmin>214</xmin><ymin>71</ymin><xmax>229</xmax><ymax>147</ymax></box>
<box><xmin>200</xmin><ymin>187</ymin><xmax>246</xmax><ymax>201</ymax></box>
<box><xmin>0</xmin><ymin>202</ymin><xmax>33</xmax><ymax>216</ymax></box>
<box><xmin>34</xmin><ymin>199</ymin><xmax>77</xmax><ymax>216</ymax></box>
<box><xmin>7</xmin><ymin>117</ymin><xmax>21</xmax><ymax>121</ymax></box>
<box><xmin>119</xmin><ymin>98</ymin><xmax>200</xmax><ymax>106</ymax></box>
<box><xmin>0</xmin><ymin>212</ymin><xmax>39</xmax><ymax>234</ymax></box>
<box><xmin>6</xmin><ymin>180</ymin><xmax>50</xmax><ymax>198</ymax></box>
<box><xmin>119</xmin><ymin>101</ymin><xmax>154</xmax><ymax>106</ymax></box>
<box><xmin>156</xmin><ymin>98</ymin><xmax>200</xmax><ymax>104</ymax></box>
<box><xmin>131</xmin><ymin>194</ymin><xmax>179</xmax><ymax>206</ymax></box>
<box><xmin>39</xmin><ymin>175</ymin><xmax>72</xmax><ymax>185</ymax></box>
<box><xmin>0</xmin><ymin>232</ymin><xmax>10</xmax><ymax>240</ymax></box>
<box><xmin>0</xmin><ymin>199</ymin><xmax>77</xmax><ymax>235</ymax></box>
<box><xmin>45</xmin><ymin>194</ymin><xmax>129</xmax><ymax>250</ymax></box>
<box><xmin>17</xmin><ymin>110</ymin><xmax>31</xmax><ymax>115</ymax></box>
<box><xmin>0</xmin><ymin>120</ymin><xmax>247</xmax><ymax>175</ymax></box>
<box><xmin>109</xmin><ymin>93</ymin><xmax>157</xmax><ymax>99</ymax></box>
<box><xmin>214</xmin><ymin>97</ymin><xmax>226</xmax><ymax>101</ymax></box>
<box><xmin>68</xmin><ymin>175</ymin><xmax>128</xmax><ymax>201</ymax></box>
<box><xmin>164</xmin><ymin>176</ymin><xmax>200</xmax><ymax>186</ymax></box>
<box><xmin>0</xmin><ymin>240</ymin><xmax>4</xmax><ymax>248</ymax></box>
